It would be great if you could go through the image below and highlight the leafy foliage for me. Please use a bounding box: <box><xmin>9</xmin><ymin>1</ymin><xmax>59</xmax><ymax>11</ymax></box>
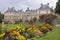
<box><xmin>0</xmin><ymin>12</ymin><xmax>4</xmax><ymax>19</ymax></box>
<box><xmin>55</xmin><ymin>0</ymin><xmax>60</xmax><ymax>15</ymax></box>
<box><xmin>39</xmin><ymin>14</ymin><xmax>56</xmax><ymax>25</ymax></box>
<box><xmin>33</xmin><ymin>17</ymin><xmax>37</xmax><ymax>22</ymax></box>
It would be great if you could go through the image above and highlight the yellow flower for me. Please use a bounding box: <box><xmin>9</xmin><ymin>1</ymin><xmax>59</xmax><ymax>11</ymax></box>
<box><xmin>0</xmin><ymin>33</ymin><xmax>5</xmax><ymax>37</ymax></box>
<box><xmin>33</xmin><ymin>27</ymin><xmax>36</xmax><ymax>30</ymax></box>
<box><xmin>22</xmin><ymin>28</ymin><xmax>25</xmax><ymax>31</ymax></box>
<box><xmin>19</xmin><ymin>30</ymin><xmax>21</xmax><ymax>32</ymax></box>
<box><xmin>16</xmin><ymin>26</ymin><xmax>20</xmax><ymax>29</ymax></box>
<box><xmin>44</xmin><ymin>27</ymin><xmax>47</xmax><ymax>29</ymax></box>
<box><xmin>41</xmin><ymin>26</ymin><xmax>47</xmax><ymax>29</ymax></box>
<box><xmin>34</xmin><ymin>30</ymin><xmax>37</xmax><ymax>32</ymax></box>
<box><xmin>16</xmin><ymin>35</ymin><xmax>25</xmax><ymax>40</ymax></box>
<box><xmin>28</xmin><ymin>28</ymin><xmax>32</xmax><ymax>30</ymax></box>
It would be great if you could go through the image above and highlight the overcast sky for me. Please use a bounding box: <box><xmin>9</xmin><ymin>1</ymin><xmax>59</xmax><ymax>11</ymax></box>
<box><xmin>0</xmin><ymin>0</ymin><xmax>57</xmax><ymax>12</ymax></box>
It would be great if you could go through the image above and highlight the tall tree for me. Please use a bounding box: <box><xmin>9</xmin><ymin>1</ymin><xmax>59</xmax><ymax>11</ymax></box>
<box><xmin>55</xmin><ymin>0</ymin><xmax>60</xmax><ymax>15</ymax></box>
<box><xmin>0</xmin><ymin>12</ymin><xmax>4</xmax><ymax>23</ymax></box>
<box><xmin>0</xmin><ymin>12</ymin><xmax>4</xmax><ymax>19</ymax></box>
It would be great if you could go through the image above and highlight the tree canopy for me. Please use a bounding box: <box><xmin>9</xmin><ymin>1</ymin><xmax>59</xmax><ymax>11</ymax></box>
<box><xmin>55</xmin><ymin>0</ymin><xmax>60</xmax><ymax>15</ymax></box>
<box><xmin>0</xmin><ymin>12</ymin><xmax>4</xmax><ymax>19</ymax></box>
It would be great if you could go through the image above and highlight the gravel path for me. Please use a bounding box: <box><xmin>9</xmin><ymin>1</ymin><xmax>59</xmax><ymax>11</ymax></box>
<box><xmin>55</xmin><ymin>24</ymin><xmax>60</xmax><ymax>27</ymax></box>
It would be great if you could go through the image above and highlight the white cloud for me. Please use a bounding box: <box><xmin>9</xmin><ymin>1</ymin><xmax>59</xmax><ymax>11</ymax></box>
<box><xmin>0</xmin><ymin>0</ymin><xmax>57</xmax><ymax>12</ymax></box>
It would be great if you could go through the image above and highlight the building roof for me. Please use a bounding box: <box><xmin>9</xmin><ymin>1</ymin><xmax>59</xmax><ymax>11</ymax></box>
<box><xmin>39</xmin><ymin>3</ymin><xmax>50</xmax><ymax>9</ymax></box>
<box><xmin>5</xmin><ymin>7</ymin><xmax>17</xmax><ymax>13</ymax></box>
<box><xmin>4</xmin><ymin>3</ymin><xmax>54</xmax><ymax>13</ymax></box>
<box><xmin>38</xmin><ymin>3</ymin><xmax>54</xmax><ymax>12</ymax></box>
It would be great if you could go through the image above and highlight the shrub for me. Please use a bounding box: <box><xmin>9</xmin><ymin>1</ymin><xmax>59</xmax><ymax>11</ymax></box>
<box><xmin>15</xmin><ymin>21</ymin><xmax>20</xmax><ymax>24</ymax></box>
<box><xmin>20</xmin><ymin>19</ymin><xmax>23</xmax><ymax>22</ymax></box>
<box><xmin>39</xmin><ymin>14</ymin><xmax>56</xmax><ymax>25</ymax></box>
<box><xmin>32</xmin><ymin>17</ymin><xmax>37</xmax><ymax>23</ymax></box>
<box><xmin>40</xmin><ymin>23</ymin><xmax>52</xmax><ymax>34</ymax></box>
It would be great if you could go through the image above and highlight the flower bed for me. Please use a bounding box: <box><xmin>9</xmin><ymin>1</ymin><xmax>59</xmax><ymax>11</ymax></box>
<box><xmin>0</xmin><ymin>23</ymin><xmax>55</xmax><ymax>40</ymax></box>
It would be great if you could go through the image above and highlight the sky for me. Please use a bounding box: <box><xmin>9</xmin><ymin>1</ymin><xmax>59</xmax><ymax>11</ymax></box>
<box><xmin>0</xmin><ymin>0</ymin><xmax>57</xmax><ymax>12</ymax></box>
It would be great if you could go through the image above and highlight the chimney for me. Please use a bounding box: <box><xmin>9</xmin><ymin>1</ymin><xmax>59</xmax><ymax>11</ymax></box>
<box><xmin>27</xmin><ymin>7</ymin><xmax>29</xmax><ymax>10</ymax></box>
<box><xmin>41</xmin><ymin>3</ymin><xmax>43</xmax><ymax>6</ymax></box>
<box><xmin>8</xmin><ymin>7</ymin><xmax>10</xmax><ymax>10</ymax></box>
<box><xmin>47</xmin><ymin>3</ymin><xmax>49</xmax><ymax>5</ymax></box>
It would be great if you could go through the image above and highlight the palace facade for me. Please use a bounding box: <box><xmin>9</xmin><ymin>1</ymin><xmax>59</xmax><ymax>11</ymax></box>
<box><xmin>4</xmin><ymin>3</ymin><xmax>55</xmax><ymax>23</ymax></box>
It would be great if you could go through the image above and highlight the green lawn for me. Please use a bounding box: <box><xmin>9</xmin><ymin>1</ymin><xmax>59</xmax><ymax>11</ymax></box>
<box><xmin>3</xmin><ymin>23</ymin><xmax>29</xmax><ymax>30</ymax></box>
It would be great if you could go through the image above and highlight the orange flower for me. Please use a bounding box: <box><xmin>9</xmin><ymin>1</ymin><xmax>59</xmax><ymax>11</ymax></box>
<box><xmin>13</xmin><ymin>31</ymin><xmax>20</xmax><ymax>36</ymax></box>
<box><xmin>9</xmin><ymin>29</ymin><xmax>20</xmax><ymax>36</ymax></box>
<box><xmin>9</xmin><ymin>29</ymin><xmax>15</xmax><ymax>33</ymax></box>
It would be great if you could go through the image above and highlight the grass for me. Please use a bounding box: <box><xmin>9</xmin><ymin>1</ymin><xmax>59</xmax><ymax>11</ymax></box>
<box><xmin>54</xmin><ymin>20</ymin><xmax>60</xmax><ymax>24</ymax></box>
<box><xmin>3</xmin><ymin>23</ymin><xmax>30</xmax><ymax>30</ymax></box>
<box><xmin>3</xmin><ymin>22</ymin><xmax>42</xmax><ymax>30</ymax></box>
